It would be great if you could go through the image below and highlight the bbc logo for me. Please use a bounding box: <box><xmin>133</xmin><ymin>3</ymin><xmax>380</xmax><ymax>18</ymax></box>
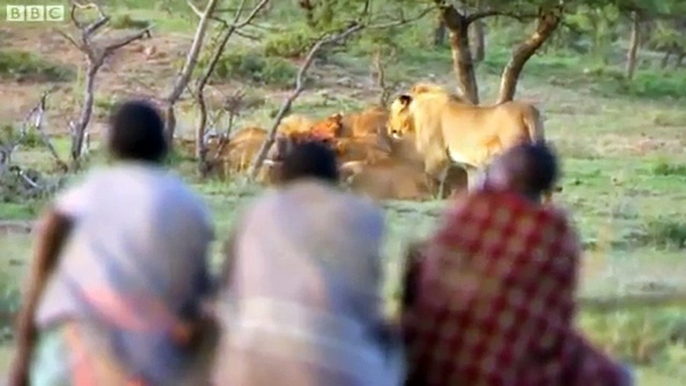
<box><xmin>6</xmin><ymin>5</ymin><xmax>66</xmax><ymax>22</ymax></box>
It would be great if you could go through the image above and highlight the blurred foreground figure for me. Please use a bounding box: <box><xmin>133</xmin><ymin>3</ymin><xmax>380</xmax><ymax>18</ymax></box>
<box><xmin>401</xmin><ymin>143</ymin><xmax>632</xmax><ymax>386</ymax></box>
<box><xmin>213</xmin><ymin>141</ymin><xmax>404</xmax><ymax>386</ymax></box>
<box><xmin>9</xmin><ymin>100</ymin><xmax>216</xmax><ymax>386</ymax></box>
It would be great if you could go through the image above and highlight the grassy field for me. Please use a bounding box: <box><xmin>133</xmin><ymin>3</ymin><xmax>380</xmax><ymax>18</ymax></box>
<box><xmin>1</xmin><ymin>1</ymin><xmax>686</xmax><ymax>383</ymax></box>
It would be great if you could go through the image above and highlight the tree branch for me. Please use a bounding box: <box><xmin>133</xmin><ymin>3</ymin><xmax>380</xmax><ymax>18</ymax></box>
<box><xmin>103</xmin><ymin>28</ymin><xmax>152</xmax><ymax>54</ymax></box>
<box><xmin>367</xmin><ymin>6</ymin><xmax>433</xmax><ymax>30</ymax></box>
<box><xmin>57</xmin><ymin>2</ymin><xmax>151</xmax><ymax>165</ymax></box>
<box><xmin>164</xmin><ymin>0</ymin><xmax>222</xmax><ymax>144</ymax></box>
<box><xmin>247</xmin><ymin>23</ymin><xmax>364</xmax><ymax>180</ymax></box>
<box><xmin>193</xmin><ymin>0</ymin><xmax>271</xmax><ymax>173</ymax></box>
<box><xmin>466</xmin><ymin>9</ymin><xmax>537</xmax><ymax>24</ymax></box>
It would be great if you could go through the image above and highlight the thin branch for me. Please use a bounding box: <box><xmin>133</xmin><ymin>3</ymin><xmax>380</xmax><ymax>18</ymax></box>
<box><xmin>248</xmin><ymin>22</ymin><xmax>364</xmax><ymax>180</ymax></box>
<box><xmin>193</xmin><ymin>0</ymin><xmax>270</xmax><ymax>171</ymax></box>
<box><xmin>103</xmin><ymin>28</ymin><xmax>152</xmax><ymax>54</ymax></box>
<box><xmin>55</xmin><ymin>29</ymin><xmax>81</xmax><ymax>49</ymax></box>
<box><xmin>466</xmin><ymin>9</ymin><xmax>537</xmax><ymax>24</ymax></box>
<box><xmin>234</xmin><ymin>29</ymin><xmax>260</xmax><ymax>41</ymax></box>
<box><xmin>57</xmin><ymin>2</ymin><xmax>150</xmax><ymax>164</ymax></box>
<box><xmin>367</xmin><ymin>6</ymin><xmax>433</xmax><ymax>29</ymax></box>
<box><xmin>164</xmin><ymin>0</ymin><xmax>222</xmax><ymax>143</ymax></box>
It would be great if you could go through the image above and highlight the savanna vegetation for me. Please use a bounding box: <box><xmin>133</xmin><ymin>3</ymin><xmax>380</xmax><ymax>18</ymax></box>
<box><xmin>1</xmin><ymin>0</ymin><xmax>685</xmax><ymax>383</ymax></box>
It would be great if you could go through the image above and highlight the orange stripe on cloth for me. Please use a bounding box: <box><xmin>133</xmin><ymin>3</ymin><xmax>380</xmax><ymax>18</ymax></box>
<box><xmin>63</xmin><ymin>322</ymin><xmax>152</xmax><ymax>385</ymax></box>
<box><xmin>78</xmin><ymin>285</ymin><xmax>178</xmax><ymax>332</ymax></box>
<box><xmin>63</xmin><ymin>323</ymin><xmax>97</xmax><ymax>386</ymax></box>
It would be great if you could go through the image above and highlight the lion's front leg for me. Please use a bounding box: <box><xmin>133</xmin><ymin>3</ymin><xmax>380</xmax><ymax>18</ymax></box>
<box><xmin>424</xmin><ymin>153</ymin><xmax>450</xmax><ymax>199</ymax></box>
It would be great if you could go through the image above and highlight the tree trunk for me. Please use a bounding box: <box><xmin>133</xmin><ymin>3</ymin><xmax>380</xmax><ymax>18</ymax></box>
<box><xmin>676</xmin><ymin>51</ymin><xmax>685</xmax><ymax>68</ymax></box>
<box><xmin>71</xmin><ymin>62</ymin><xmax>99</xmax><ymax>164</ymax></box>
<box><xmin>625</xmin><ymin>11</ymin><xmax>640</xmax><ymax>81</ymax></box>
<box><xmin>471</xmin><ymin>19</ymin><xmax>486</xmax><ymax>64</ymax></box>
<box><xmin>163</xmin><ymin>0</ymin><xmax>221</xmax><ymax>146</ymax></box>
<box><xmin>496</xmin><ymin>9</ymin><xmax>561</xmax><ymax>105</ymax></box>
<box><xmin>433</xmin><ymin>17</ymin><xmax>446</xmax><ymax>46</ymax></box>
<box><xmin>195</xmin><ymin>25</ymin><xmax>239</xmax><ymax>175</ymax></box>
<box><xmin>661</xmin><ymin>49</ymin><xmax>672</xmax><ymax>69</ymax></box>
<box><xmin>437</xmin><ymin>3</ymin><xmax>479</xmax><ymax>104</ymax></box>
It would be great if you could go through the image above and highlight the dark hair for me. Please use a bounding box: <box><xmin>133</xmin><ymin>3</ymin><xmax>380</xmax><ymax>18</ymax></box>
<box><xmin>278</xmin><ymin>140</ymin><xmax>339</xmax><ymax>184</ymax></box>
<box><xmin>517</xmin><ymin>141</ymin><xmax>559</xmax><ymax>195</ymax></box>
<box><xmin>107</xmin><ymin>100</ymin><xmax>168</xmax><ymax>163</ymax></box>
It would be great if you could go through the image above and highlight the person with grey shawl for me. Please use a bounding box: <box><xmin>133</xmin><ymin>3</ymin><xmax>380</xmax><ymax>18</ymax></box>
<box><xmin>213</xmin><ymin>141</ymin><xmax>405</xmax><ymax>385</ymax></box>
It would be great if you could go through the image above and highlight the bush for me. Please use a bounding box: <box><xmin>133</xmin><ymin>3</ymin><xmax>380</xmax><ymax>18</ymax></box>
<box><xmin>593</xmin><ymin>70</ymin><xmax>686</xmax><ymax>100</ymax></box>
<box><xmin>635</xmin><ymin>218</ymin><xmax>686</xmax><ymax>250</ymax></box>
<box><xmin>263</xmin><ymin>26</ymin><xmax>318</xmax><ymax>58</ymax></box>
<box><xmin>579</xmin><ymin>309</ymin><xmax>686</xmax><ymax>365</ymax></box>
<box><xmin>209</xmin><ymin>48</ymin><xmax>297</xmax><ymax>88</ymax></box>
<box><xmin>652</xmin><ymin>162</ymin><xmax>686</xmax><ymax>177</ymax></box>
<box><xmin>110</xmin><ymin>14</ymin><xmax>151</xmax><ymax>30</ymax></box>
<box><xmin>0</xmin><ymin>50</ymin><xmax>74</xmax><ymax>82</ymax></box>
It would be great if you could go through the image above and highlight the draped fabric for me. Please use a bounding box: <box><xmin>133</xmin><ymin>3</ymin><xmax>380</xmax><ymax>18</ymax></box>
<box><xmin>402</xmin><ymin>190</ymin><xmax>630</xmax><ymax>386</ymax></box>
<box><xmin>31</xmin><ymin>163</ymin><xmax>214</xmax><ymax>385</ymax></box>
<box><xmin>213</xmin><ymin>180</ymin><xmax>405</xmax><ymax>386</ymax></box>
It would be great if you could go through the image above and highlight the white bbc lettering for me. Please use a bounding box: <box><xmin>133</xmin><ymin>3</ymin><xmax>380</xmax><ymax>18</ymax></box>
<box><xmin>5</xmin><ymin>5</ymin><xmax>65</xmax><ymax>22</ymax></box>
<box><xmin>6</xmin><ymin>5</ymin><xmax>25</xmax><ymax>21</ymax></box>
<box><xmin>45</xmin><ymin>5</ymin><xmax>65</xmax><ymax>21</ymax></box>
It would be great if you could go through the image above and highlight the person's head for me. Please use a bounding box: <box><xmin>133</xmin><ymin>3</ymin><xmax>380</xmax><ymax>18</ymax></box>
<box><xmin>483</xmin><ymin>141</ymin><xmax>559</xmax><ymax>201</ymax></box>
<box><xmin>277</xmin><ymin>140</ymin><xmax>339</xmax><ymax>184</ymax></box>
<box><xmin>107</xmin><ymin>99</ymin><xmax>167</xmax><ymax>163</ymax></box>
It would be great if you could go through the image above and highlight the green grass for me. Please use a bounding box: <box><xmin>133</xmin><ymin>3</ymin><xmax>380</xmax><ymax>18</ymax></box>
<box><xmin>2</xmin><ymin>2</ymin><xmax>686</xmax><ymax>382</ymax></box>
<box><xmin>0</xmin><ymin>50</ymin><xmax>75</xmax><ymax>83</ymax></box>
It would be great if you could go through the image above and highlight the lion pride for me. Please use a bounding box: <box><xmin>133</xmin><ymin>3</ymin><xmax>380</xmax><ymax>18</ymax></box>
<box><xmin>387</xmin><ymin>82</ymin><xmax>545</xmax><ymax>193</ymax></box>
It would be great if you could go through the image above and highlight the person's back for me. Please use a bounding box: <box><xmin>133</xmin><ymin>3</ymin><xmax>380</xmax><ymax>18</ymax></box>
<box><xmin>214</xmin><ymin>141</ymin><xmax>404</xmax><ymax>386</ymax></box>
<box><xmin>401</xmin><ymin>143</ymin><xmax>632</xmax><ymax>386</ymax></box>
<box><xmin>10</xmin><ymin>100</ymin><xmax>215</xmax><ymax>386</ymax></box>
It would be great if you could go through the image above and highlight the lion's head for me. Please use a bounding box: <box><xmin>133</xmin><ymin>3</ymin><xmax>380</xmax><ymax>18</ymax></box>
<box><xmin>387</xmin><ymin>94</ymin><xmax>414</xmax><ymax>140</ymax></box>
<box><xmin>311</xmin><ymin>112</ymin><xmax>344</xmax><ymax>138</ymax></box>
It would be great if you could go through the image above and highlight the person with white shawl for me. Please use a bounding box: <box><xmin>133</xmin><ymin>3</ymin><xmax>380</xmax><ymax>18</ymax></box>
<box><xmin>212</xmin><ymin>141</ymin><xmax>404</xmax><ymax>386</ymax></box>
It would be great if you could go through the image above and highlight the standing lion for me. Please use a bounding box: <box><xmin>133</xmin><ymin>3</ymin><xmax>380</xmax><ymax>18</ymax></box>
<box><xmin>387</xmin><ymin>83</ymin><xmax>545</xmax><ymax>197</ymax></box>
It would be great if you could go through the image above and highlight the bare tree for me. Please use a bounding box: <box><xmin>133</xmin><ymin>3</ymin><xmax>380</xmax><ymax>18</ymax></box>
<box><xmin>57</xmin><ymin>2</ymin><xmax>151</xmax><ymax>167</ymax></box>
<box><xmin>191</xmin><ymin>0</ymin><xmax>271</xmax><ymax>172</ymax></box>
<box><xmin>163</xmin><ymin>0</ymin><xmax>222</xmax><ymax>145</ymax></box>
<box><xmin>247</xmin><ymin>23</ymin><xmax>365</xmax><ymax>180</ymax></box>
<box><xmin>0</xmin><ymin>90</ymin><xmax>62</xmax><ymax>192</ymax></box>
<box><xmin>371</xmin><ymin>48</ymin><xmax>400</xmax><ymax>106</ymax></box>
<box><xmin>246</xmin><ymin>4</ymin><xmax>433</xmax><ymax>180</ymax></box>
<box><xmin>625</xmin><ymin>10</ymin><xmax>641</xmax><ymax>81</ymax></box>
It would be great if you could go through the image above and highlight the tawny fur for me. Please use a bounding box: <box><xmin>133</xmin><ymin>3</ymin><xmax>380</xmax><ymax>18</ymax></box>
<box><xmin>339</xmin><ymin>105</ymin><xmax>390</xmax><ymax>138</ymax></box>
<box><xmin>387</xmin><ymin>82</ymin><xmax>545</xmax><ymax>179</ymax></box>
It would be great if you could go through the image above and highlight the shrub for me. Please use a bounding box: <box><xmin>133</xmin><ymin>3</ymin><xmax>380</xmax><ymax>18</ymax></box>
<box><xmin>209</xmin><ymin>48</ymin><xmax>297</xmax><ymax>88</ymax></box>
<box><xmin>110</xmin><ymin>14</ymin><xmax>151</xmax><ymax>30</ymax></box>
<box><xmin>636</xmin><ymin>218</ymin><xmax>686</xmax><ymax>250</ymax></box>
<box><xmin>652</xmin><ymin>162</ymin><xmax>686</xmax><ymax>177</ymax></box>
<box><xmin>263</xmin><ymin>26</ymin><xmax>318</xmax><ymax>58</ymax></box>
<box><xmin>579</xmin><ymin>309</ymin><xmax>686</xmax><ymax>365</ymax></box>
<box><xmin>0</xmin><ymin>50</ymin><xmax>74</xmax><ymax>82</ymax></box>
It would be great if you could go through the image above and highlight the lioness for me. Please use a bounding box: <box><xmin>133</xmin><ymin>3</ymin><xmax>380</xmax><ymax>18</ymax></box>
<box><xmin>387</xmin><ymin>82</ymin><xmax>545</xmax><ymax>195</ymax></box>
<box><xmin>339</xmin><ymin>105</ymin><xmax>390</xmax><ymax>138</ymax></box>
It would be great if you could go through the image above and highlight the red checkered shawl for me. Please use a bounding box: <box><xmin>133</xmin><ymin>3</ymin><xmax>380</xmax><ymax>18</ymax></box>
<box><xmin>401</xmin><ymin>191</ymin><xmax>627</xmax><ymax>386</ymax></box>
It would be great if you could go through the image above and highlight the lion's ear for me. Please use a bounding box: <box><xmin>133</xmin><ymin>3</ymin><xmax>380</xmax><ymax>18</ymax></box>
<box><xmin>399</xmin><ymin>94</ymin><xmax>412</xmax><ymax>107</ymax></box>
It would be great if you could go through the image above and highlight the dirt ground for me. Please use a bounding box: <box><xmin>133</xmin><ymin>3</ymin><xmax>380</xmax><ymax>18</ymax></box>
<box><xmin>1</xmin><ymin>25</ymin><xmax>191</xmax><ymax>135</ymax></box>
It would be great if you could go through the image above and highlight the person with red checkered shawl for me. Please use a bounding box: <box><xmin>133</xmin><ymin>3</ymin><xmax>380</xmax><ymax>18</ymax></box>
<box><xmin>400</xmin><ymin>142</ymin><xmax>632</xmax><ymax>386</ymax></box>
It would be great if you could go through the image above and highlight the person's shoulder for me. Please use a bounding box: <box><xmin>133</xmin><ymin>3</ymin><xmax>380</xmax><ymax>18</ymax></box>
<box><xmin>53</xmin><ymin>167</ymin><xmax>111</xmax><ymax>217</ymax></box>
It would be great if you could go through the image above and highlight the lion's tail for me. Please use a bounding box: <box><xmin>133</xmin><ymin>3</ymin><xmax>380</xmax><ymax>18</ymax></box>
<box><xmin>523</xmin><ymin>105</ymin><xmax>545</xmax><ymax>144</ymax></box>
